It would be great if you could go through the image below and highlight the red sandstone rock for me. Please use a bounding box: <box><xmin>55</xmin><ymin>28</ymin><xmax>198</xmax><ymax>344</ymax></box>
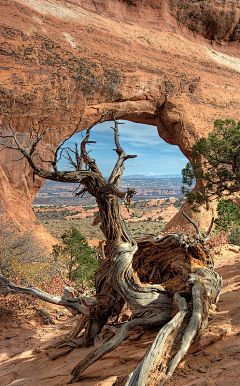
<box><xmin>0</xmin><ymin>0</ymin><xmax>240</xmax><ymax>240</ymax></box>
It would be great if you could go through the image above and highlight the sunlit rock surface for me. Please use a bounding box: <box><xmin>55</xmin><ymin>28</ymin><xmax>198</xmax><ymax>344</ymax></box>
<box><xmin>0</xmin><ymin>0</ymin><xmax>240</xmax><ymax>240</ymax></box>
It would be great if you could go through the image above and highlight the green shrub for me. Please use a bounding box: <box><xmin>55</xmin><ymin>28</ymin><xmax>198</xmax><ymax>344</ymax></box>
<box><xmin>214</xmin><ymin>199</ymin><xmax>240</xmax><ymax>232</ymax></box>
<box><xmin>182</xmin><ymin>119</ymin><xmax>240</xmax><ymax>207</ymax></box>
<box><xmin>228</xmin><ymin>226</ymin><xmax>240</xmax><ymax>246</ymax></box>
<box><xmin>53</xmin><ymin>227</ymin><xmax>98</xmax><ymax>287</ymax></box>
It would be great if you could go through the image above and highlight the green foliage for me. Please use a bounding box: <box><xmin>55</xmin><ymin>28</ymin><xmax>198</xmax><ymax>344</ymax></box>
<box><xmin>228</xmin><ymin>226</ymin><xmax>240</xmax><ymax>246</ymax></box>
<box><xmin>173</xmin><ymin>199</ymin><xmax>184</xmax><ymax>208</ymax></box>
<box><xmin>213</xmin><ymin>199</ymin><xmax>240</xmax><ymax>246</ymax></box>
<box><xmin>214</xmin><ymin>199</ymin><xmax>240</xmax><ymax>232</ymax></box>
<box><xmin>182</xmin><ymin>119</ymin><xmax>240</xmax><ymax>208</ymax></box>
<box><xmin>53</xmin><ymin>227</ymin><xmax>98</xmax><ymax>287</ymax></box>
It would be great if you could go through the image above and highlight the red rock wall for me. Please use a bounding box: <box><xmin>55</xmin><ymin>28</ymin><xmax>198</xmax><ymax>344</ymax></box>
<box><xmin>0</xmin><ymin>0</ymin><xmax>240</xmax><ymax>240</ymax></box>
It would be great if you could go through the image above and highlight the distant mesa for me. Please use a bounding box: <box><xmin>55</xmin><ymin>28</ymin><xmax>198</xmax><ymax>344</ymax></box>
<box><xmin>122</xmin><ymin>175</ymin><xmax>182</xmax><ymax>179</ymax></box>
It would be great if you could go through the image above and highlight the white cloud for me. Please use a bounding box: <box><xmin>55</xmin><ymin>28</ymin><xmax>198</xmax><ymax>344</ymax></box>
<box><xmin>59</xmin><ymin>120</ymin><xmax>188</xmax><ymax>176</ymax></box>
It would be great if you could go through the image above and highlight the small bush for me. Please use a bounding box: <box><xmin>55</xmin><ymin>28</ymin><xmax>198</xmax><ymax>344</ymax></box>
<box><xmin>228</xmin><ymin>226</ymin><xmax>240</xmax><ymax>246</ymax></box>
<box><xmin>53</xmin><ymin>227</ymin><xmax>98</xmax><ymax>288</ymax></box>
<box><xmin>0</xmin><ymin>220</ymin><xmax>53</xmax><ymax>284</ymax></box>
<box><xmin>0</xmin><ymin>220</ymin><xmax>65</xmax><ymax>316</ymax></box>
<box><xmin>214</xmin><ymin>199</ymin><xmax>240</xmax><ymax>233</ymax></box>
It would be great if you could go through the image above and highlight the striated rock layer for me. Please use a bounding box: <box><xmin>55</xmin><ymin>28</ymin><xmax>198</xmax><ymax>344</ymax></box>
<box><xmin>0</xmin><ymin>0</ymin><xmax>240</xmax><ymax>241</ymax></box>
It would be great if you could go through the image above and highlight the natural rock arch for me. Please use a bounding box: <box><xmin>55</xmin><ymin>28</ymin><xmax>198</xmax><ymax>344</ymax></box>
<box><xmin>0</xmin><ymin>1</ymin><xmax>239</xmax><ymax>384</ymax></box>
<box><xmin>0</xmin><ymin>105</ymin><xmax>215</xmax><ymax>244</ymax></box>
<box><xmin>1</xmin><ymin>0</ymin><xmax>240</xmax><ymax>238</ymax></box>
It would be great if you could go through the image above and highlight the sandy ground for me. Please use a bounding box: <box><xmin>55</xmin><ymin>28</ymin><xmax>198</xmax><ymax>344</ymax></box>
<box><xmin>1</xmin><ymin>247</ymin><xmax>240</xmax><ymax>386</ymax></box>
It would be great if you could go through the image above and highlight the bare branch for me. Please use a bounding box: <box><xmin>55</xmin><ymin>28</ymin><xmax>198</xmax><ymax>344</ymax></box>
<box><xmin>75</xmin><ymin>187</ymin><xmax>88</xmax><ymax>197</ymax></box>
<box><xmin>0</xmin><ymin>132</ymin><xmax>16</xmax><ymax>139</ymax></box>
<box><xmin>80</xmin><ymin>112</ymin><xmax>105</xmax><ymax>173</ymax></box>
<box><xmin>33</xmin><ymin>153</ymin><xmax>54</xmax><ymax>164</ymax></box>
<box><xmin>65</xmin><ymin>149</ymin><xmax>77</xmax><ymax>169</ymax></box>
<box><xmin>52</xmin><ymin>115</ymin><xmax>83</xmax><ymax>173</ymax></box>
<box><xmin>108</xmin><ymin>113</ymin><xmax>137</xmax><ymax>186</ymax></box>
<box><xmin>0</xmin><ymin>144</ymin><xmax>19</xmax><ymax>151</ymax></box>
<box><xmin>75</xmin><ymin>143</ymin><xmax>83</xmax><ymax>171</ymax></box>
<box><xmin>204</xmin><ymin>217</ymin><xmax>215</xmax><ymax>240</ymax></box>
<box><xmin>182</xmin><ymin>211</ymin><xmax>200</xmax><ymax>235</ymax></box>
<box><xmin>0</xmin><ymin>112</ymin><xmax>106</xmax><ymax>185</ymax></box>
<box><xmin>0</xmin><ymin>275</ymin><xmax>90</xmax><ymax>317</ymax></box>
<box><xmin>123</xmin><ymin>187</ymin><xmax>137</xmax><ymax>209</ymax></box>
<box><xmin>0</xmin><ymin>110</ymin><xmax>223</xmax><ymax>386</ymax></box>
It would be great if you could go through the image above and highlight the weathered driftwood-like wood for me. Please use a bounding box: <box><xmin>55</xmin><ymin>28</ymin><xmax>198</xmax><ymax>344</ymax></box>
<box><xmin>0</xmin><ymin>113</ymin><xmax>222</xmax><ymax>385</ymax></box>
<box><xmin>71</xmin><ymin>312</ymin><xmax>170</xmax><ymax>382</ymax></box>
<box><xmin>0</xmin><ymin>275</ymin><xmax>91</xmax><ymax>316</ymax></box>
<box><xmin>46</xmin><ymin>315</ymin><xmax>87</xmax><ymax>350</ymax></box>
<box><xmin>125</xmin><ymin>293</ymin><xmax>188</xmax><ymax>386</ymax></box>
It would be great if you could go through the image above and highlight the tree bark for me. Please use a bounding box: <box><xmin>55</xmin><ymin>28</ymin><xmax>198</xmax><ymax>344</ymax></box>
<box><xmin>0</xmin><ymin>112</ymin><xmax>222</xmax><ymax>385</ymax></box>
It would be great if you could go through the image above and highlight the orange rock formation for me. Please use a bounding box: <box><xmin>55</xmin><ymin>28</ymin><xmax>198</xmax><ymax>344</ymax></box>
<box><xmin>0</xmin><ymin>0</ymin><xmax>240</xmax><ymax>240</ymax></box>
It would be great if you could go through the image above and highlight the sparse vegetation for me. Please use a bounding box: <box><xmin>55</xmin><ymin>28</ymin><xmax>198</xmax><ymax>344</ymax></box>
<box><xmin>0</xmin><ymin>220</ymin><xmax>52</xmax><ymax>284</ymax></box>
<box><xmin>52</xmin><ymin>227</ymin><xmax>98</xmax><ymax>287</ymax></box>
<box><xmin>182</xmin><ymin>119</ymin><xmax>240</xmax><ymax>209</ymax></box>
<box><xmin>214</xmin><ymin>199</ymin><xmax>240</xmax><ymax>233</ymax></box>
<box><xmin>0</xmin><ymin>220</ymin><xmax>71</xmax><ymax>317</ymax></box>
<box><xmin>34</xmin><ymin>198</ymin><xmax>185</xmax><ymax>241</ymax></box>
<box><xmin>35</xmin><ymin>206</ymin><xmax>166</xmax><ymax>240</ymax></box>
<box><xmin>228</xmin><ymin>226</ymin><xmax>240</xmax><ymax>246</ymax></box>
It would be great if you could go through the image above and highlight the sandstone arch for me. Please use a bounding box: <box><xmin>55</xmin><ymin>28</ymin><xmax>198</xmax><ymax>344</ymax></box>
<box><xmin>0</xmin><ymin>0</ymin><xmax>240</xmax><ymax>239</ymax></box>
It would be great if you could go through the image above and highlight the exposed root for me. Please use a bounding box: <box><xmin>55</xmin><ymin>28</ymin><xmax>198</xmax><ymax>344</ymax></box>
<box><xmin>70</xmin><ymin>312</ymin><xmax>169</xmax><ymax>383</ymax></box>
<box><xmin>0</xmin><ymin>226</ymin><xmax>222</xmax><ymax>385</ymax></box>
<box><xmin>125</xmin><ymin>293</ymin><xmax>188</xmax><ymax>386</ymax></box>
<box><xmin>46</xmin><ymin>315</ymin><xmax>87</xmax><ymax>350</ymax></box>
<box><xmin>69</xmin><ymin>315</ymin><xmax>88</xmax><ymax>339</ymax></box>
<box><xmin>160</xmin><ymin>276</ymin><xmax>203</xmax><ymax>385</ymax></box>
<box><xmin>0</xmin><ymin>276</ymin><xmax>91</xmax><ymax>316</ymax></box>
<box><xmin>35</xmin><ymin>307</ymin><xmax>55</xmax><ymax>325</ymax></box>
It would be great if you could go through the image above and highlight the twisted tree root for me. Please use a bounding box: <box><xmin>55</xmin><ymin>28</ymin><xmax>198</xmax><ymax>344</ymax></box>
<box><xmin>160</xmin><ymin>276</ymin><xmax>204</xmax><ymax>386</ymax></box>
<box><xmin>0</xmin><ymin>276</ymin><xmax>91</xmax><ymax>316</ymax></box>
<box><xmin>70</xmin><ymin>312</ymin><xmax>170</xmax><ymax>383</ymax></box>
<box><xmin>46</xmin><ymin>315</ymin><xmax>87</xmax><ymax>350</ymax></box>
<box><xmin>0</xmin><ymin>228</ymin><xmax>222</xmax><ymax>386</ymax></box>
<box><xmin>125</xmin><ymin>293</ymin><xmax>188</xmax><ymax>386</ymax></box>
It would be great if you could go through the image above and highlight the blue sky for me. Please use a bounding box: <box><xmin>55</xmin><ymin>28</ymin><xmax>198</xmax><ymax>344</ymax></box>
<box><xmin>58</xmin><ymin>120</ymin><xmax>188</xmax><ymax>177</ymax></box>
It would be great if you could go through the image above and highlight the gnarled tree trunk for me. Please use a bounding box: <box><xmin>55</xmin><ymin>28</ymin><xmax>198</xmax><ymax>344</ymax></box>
<box><xmin>0</xmin><ymin>112</ymin><xmax>222</xmax><ymax>385</ymax></box>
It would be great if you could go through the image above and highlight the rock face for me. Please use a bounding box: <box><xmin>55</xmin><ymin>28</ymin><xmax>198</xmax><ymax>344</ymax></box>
<box><xmin>0</xmin><ymin>0</ymin><xmax>240</xmax><ymax>240</ymax></box>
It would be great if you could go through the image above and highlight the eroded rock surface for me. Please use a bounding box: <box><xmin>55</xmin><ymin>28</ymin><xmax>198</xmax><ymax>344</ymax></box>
<box><xmin>0</xmin><ymin>0</ymin><xmax>240</xmax><ymax>239</ymax></box>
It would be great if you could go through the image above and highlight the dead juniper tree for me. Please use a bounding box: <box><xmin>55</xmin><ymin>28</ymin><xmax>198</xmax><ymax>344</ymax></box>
<box><xmin>0</xmin><ymin>112</ymin><xmax>222</xmax><ymax>385</ymax></box>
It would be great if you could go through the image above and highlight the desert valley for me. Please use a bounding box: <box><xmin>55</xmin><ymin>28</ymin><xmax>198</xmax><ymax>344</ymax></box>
<box><xmin>33</xmin><ymin>177</ymin><xmax>185</xmax><ymax>242</ymax></box>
